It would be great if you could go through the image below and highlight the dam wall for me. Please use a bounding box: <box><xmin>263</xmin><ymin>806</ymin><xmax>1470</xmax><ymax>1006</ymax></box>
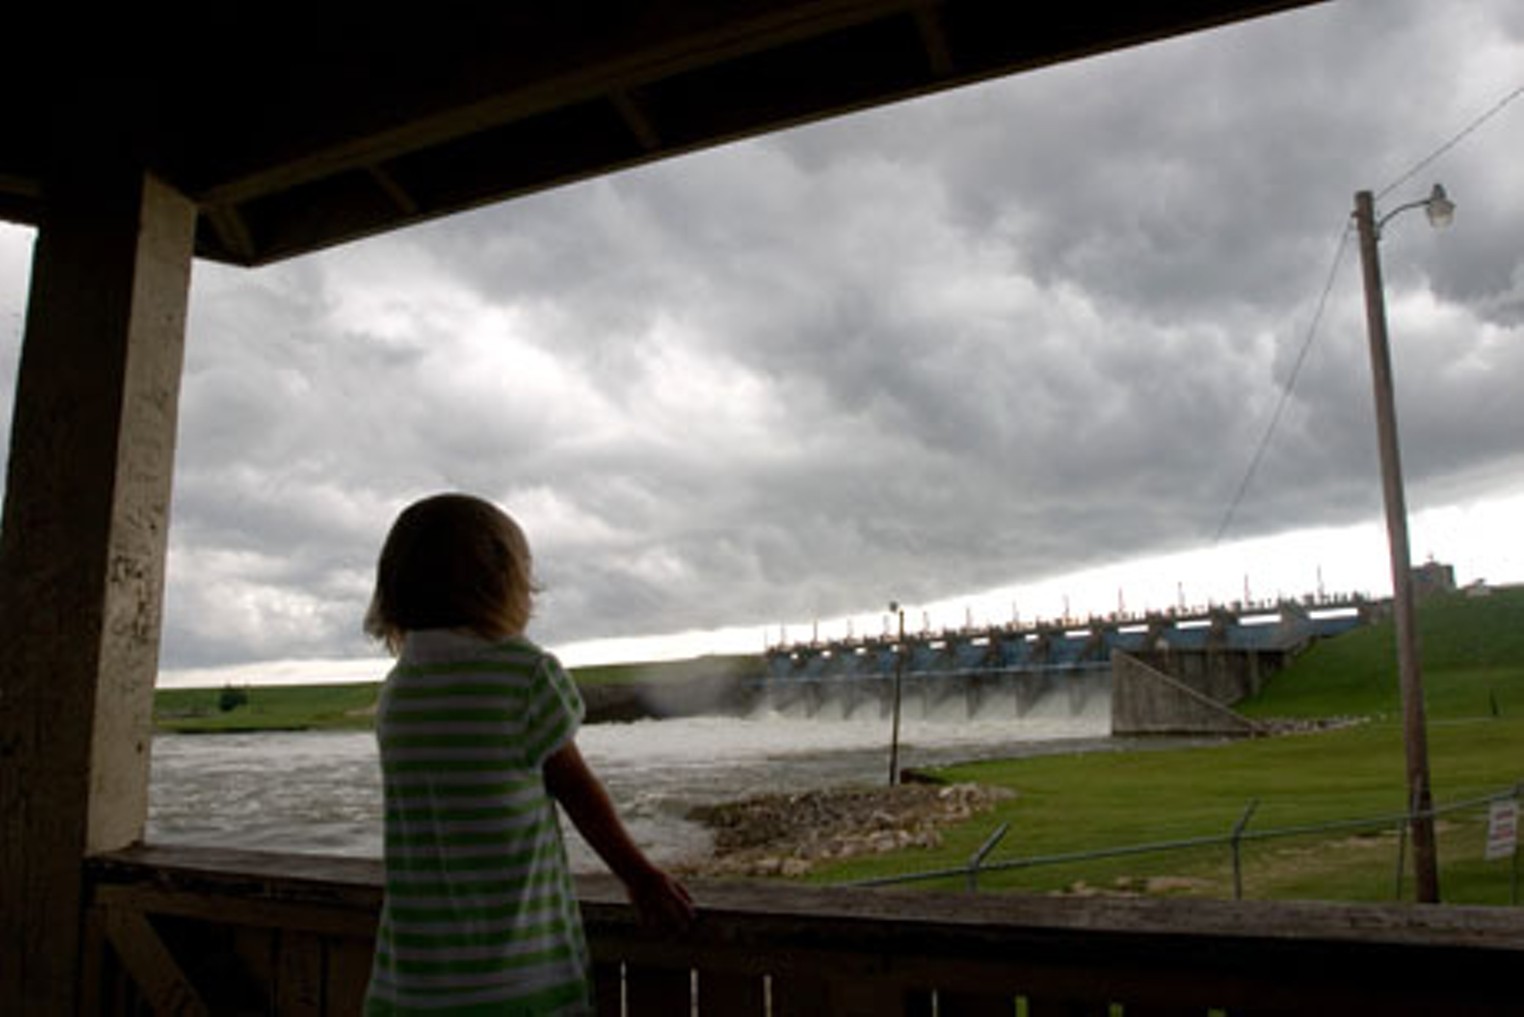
<box><xmin>752</xmin><ymin>601</ymin><xmax>1369</xmax><ymax>733</ymax></box>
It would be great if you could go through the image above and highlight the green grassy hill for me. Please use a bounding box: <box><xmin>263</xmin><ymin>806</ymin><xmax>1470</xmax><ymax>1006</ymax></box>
<box><xmin>1239</xmin><ymin>585</ymin><xmax>1524</xmax><ymax>721</ymax></box>
<box><xmin>154</xmin><ymin>682</ymin><xmax>382</xmax><ymax>733</ymax></box>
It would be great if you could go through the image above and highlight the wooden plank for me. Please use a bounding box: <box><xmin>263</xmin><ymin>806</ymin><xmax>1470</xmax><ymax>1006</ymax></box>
<box><xmin>276</xmin><ymin>930</ymin><xmax>324</xmax><ymax>1015</ymax></box>
<box><xmin>591</xmin><ymin>960</ymin><xmax>623</xmax><ymax>1016</ymax></box>
<box><xmin>769</xmin><ymin>971</ymin><xmax>831</xmax><ymax>1017</ymax></box>
<box><xmin>326</xmin><ymin>936</ymin><xmax>376</xmax><ymax>1015</ymax></box>
<box><xmin>938</xmin><ymin>988</ymin><xmax>1018</xmax><ymax>1016</ymax></box>
<box><xmin>94</xmin><ymin>883</ymin><xmax>379</xmax><ymax>938</ymax></box>
<box><xmin>77</xmin><ymin>906</ymin><xmax>108</xmax><ymax>1017</ymax></box>
<box><xmin>826</xmin><ymin>976</ymin><xmax>915</xmax><ymax>1016</ymax></box>
<box><xmin>901</xmin><ymin>988</ymin><xmax>937</xmax><ymax>1017</ymax></box>
<box><xmin>233</xmin><ymin>925</ymin><xmax>276</xmax><ymax>998</ymax></box>
<box><xmin>625</xmin><ymin>962</ymin><xmax>691</xmax><ymax>1014</ymax></box>
<box><xmin>73</xmin><ymin>852</ymin><xmax>1524</xmax><ymax>1016</ymax></box>
<box><xmin>576</xmin><ymin>874</ymin><xmax>1524</xmax><ymax>951</ymax></box>
<box><xmin>100</xmin><ymin>906</ymin><xmax>209</xmax><ymax>1016</ymax></box>
<box><xmin>695</xmin><ymin>969</ymin><xmax>767</xmax><ymax>1015</ymax></box>
<box><xmin>1025</xmin><ymin>997</ymin><xmax>1109</xmax><ymax>1017</ymax></box>
<box><xmin>91</xmin><ymin>844</ymin><xmax>384</xmax><ymax>899</ymax></box>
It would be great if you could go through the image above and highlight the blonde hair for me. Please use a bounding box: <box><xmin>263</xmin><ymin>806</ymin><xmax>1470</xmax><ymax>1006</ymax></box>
<box><xmin>364</xmin><ymin>493</ymin><xmax>537</xmax><ymax>655</ymax></box>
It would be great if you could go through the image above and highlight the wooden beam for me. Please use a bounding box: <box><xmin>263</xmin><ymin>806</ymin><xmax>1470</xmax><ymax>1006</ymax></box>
<box><xmin>612</xmin><ymin>90</ymin><xmax>664</xmax><ymax>151</ymax></box>
<box><xmin>100</xmin><ymin>906</ymin><xmax>210</xmax><ymax>1016</ymax></box>
<box><xmin>0</xmin><ymin>164</ymin><xmax>195</xmax><ymax>1014</ymax></box>
<box><xmin>365</xmin><ymin>165</ymin><xmax>421</xmax><ymax>217</ymax></box>
<box><xmin>913</xmin><ymin>3</ymin><xmax>955</xmax><ymax>77</ymax></box>
<box><xmin>192</xmin><ymin>1</ymin><xmax>929</xmax><ymax>208</ymax></box>
<box><xmin>204</xmin><ymin>203</ymin><xmax>258</xmax><ymax>264</ymax></box>
<box><xmin>276</xmin><ymin>930</ymin><xmax>325</xmax><ymax>1015</ymax></box>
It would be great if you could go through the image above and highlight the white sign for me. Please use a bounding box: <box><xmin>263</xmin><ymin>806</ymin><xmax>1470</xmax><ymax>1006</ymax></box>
<box><xmin>1485</xmin><ymin>800</ymin><xmax>1518</xmax><ymax>861</ymax></box>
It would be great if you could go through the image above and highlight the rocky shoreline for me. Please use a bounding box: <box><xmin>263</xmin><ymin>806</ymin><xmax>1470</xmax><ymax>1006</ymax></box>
<box><xmin>677</xmin><ymin>781</ymin><xmax>1013</xmax><ymax>879</ymax></box>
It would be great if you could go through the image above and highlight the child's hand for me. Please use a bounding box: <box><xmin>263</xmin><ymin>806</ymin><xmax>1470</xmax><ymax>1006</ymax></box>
<box><xmin>626</xmin><ymin>864</ymin><xmax>696</xmax><ymax>934</ymax></box>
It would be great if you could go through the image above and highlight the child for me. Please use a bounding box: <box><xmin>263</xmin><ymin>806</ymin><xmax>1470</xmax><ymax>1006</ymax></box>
<box><xmin>362</xmin><ymin>492</ymin><xmax>694</xmax><ymax>1015</ymax></box>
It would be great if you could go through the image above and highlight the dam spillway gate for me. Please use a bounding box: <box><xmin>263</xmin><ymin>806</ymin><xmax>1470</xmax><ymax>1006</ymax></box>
<box><xmin>756</xmin><ymin>602</ymin><xmax>1371</xmax><ymax>726</ymax></box>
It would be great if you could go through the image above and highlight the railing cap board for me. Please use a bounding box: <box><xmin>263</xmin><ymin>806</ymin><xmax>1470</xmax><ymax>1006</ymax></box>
<box><xmin>90</xmin><ymin>845</ymin><xmax>1524</xmax><ymax>952</ymax></box>
<box><xmin>579</xmin><ymin>873</ymin><xmax>1524</xmax><ymax>947</ymax></box>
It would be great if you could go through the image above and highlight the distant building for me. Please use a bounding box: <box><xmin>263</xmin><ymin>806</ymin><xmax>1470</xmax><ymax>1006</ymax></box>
<box><xmin>1412</xmin><ymin>560</ymin><xmax>1456</xmax><ymax>600</ymax></box>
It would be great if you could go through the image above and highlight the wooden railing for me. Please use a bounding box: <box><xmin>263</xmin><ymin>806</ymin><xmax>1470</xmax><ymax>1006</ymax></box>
<box><xmin>85</xmin><ymin>844</ymin><xmax>1524</xmax><ymax>1015</ymax></box>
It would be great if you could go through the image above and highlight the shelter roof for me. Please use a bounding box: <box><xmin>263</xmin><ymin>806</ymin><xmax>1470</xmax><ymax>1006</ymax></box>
<box><xmin>2</xmin><ymin>2</ymin><xmax>1321</xmax><ymax>266</ymax></box>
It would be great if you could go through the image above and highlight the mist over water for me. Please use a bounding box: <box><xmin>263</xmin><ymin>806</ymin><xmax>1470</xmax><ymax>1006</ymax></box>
<box><xmin>148</xmin><ymin>684</ymin><xmax>1118</xmax><ymax>871</ymax></box>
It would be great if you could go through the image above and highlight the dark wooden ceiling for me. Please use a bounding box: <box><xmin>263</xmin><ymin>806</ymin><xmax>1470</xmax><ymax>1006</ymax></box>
<box><xmin>2</xmin><ymin>1</ymin><xmax>1322</xmax><ymax>267</ymax></box>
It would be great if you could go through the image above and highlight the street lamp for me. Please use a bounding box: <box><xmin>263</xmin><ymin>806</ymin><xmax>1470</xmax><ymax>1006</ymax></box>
<box><xmin>887</xmin><ymin>601</ymin><xmax>906</xmax><ymax>786</ymax></box>
<box><xmin>1351</xmin><ymin>182</ymin><xmax>1453</xmax><ymax>903</ymax></box>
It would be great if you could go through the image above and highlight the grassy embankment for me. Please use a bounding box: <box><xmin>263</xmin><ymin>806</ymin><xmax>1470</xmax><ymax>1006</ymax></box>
<box><xmin>152</xmin><ymin>655</ymin><xmax>759</xmax><ymax>733</ymax></box>
<box><xmin>810</xmin><ymin>586</ymin><xmax>1524</xmax><ymax>905</ymax></box>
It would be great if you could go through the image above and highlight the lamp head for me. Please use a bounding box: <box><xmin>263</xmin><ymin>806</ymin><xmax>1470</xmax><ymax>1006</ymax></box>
<box><xmin>1424</xmin><ymin>183</ymin><xmax>1455</xmax><ymax>228</ymax></box>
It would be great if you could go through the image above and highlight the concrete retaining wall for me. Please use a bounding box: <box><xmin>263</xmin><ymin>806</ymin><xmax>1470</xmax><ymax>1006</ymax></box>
<box><xmin>1111</xmin><ymin>651</ymin><xmax>1268</xmax><ymax>737</ymax></box>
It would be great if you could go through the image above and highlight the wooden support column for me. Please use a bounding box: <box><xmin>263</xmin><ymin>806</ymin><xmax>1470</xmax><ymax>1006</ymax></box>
<box><xmin>0</xmin><ymin>164</ymin><xmax>195</xmax><ymax>1013</ymax></box>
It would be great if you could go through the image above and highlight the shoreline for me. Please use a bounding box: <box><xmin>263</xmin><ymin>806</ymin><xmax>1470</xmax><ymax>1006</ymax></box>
<box><xmin>154</xmin><ymin>666</ymin><xmax>759</xmax><ymax>733</ymax></box>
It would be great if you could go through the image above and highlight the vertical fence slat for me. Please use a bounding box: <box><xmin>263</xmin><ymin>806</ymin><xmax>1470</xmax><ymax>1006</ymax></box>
<box><xmin>276</xmin><ymin>929</ymin><xmax>323</xmax><ymax>1016</ymax></box>
<box><xmin>325</xmin><ymin>936</ymin><xmax>375</xmax><ymax>1016</ymax></box>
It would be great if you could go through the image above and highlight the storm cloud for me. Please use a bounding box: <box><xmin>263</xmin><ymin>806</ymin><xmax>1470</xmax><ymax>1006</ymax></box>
<box><xmin>1</xmin><ymin>0</ymin><xmax>1520</xmax><ymax>674</ymax></box>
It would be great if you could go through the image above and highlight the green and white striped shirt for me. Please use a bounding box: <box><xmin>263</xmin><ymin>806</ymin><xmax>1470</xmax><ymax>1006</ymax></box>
<box><xmin>366</xmin><ymin>630</ymin><xmax>590</xmax><ymax>1015</ymax></box>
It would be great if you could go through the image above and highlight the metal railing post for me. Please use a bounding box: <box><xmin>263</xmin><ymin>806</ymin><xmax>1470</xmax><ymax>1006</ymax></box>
<box><xmin>1394</xmin><ymin>804</ymin><xmax>1410</xmax><ymax>901</ymax></box>
<box><xmin>967</xmin><ymin>822</ymin><xmax>1010</xmax><ymax>893</ymax></box>
<box><xmin>1231</xmin><ymin>800</ymin><xmax>1259</xmax><ymax>901</ymax></box>
<box><xmin>1513</xmin><ymin>782</ymin><xmax>1521</xmax><ymax>907</ymax></box>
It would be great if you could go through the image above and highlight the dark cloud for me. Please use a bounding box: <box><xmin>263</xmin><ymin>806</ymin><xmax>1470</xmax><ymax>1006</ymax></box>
<box><xmin>2</xmin><ymin>2</ymin><xmax>1519</xmax><ymax>672</ymax></box>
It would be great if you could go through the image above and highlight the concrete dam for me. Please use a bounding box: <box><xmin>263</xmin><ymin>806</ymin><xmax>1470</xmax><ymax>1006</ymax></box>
<box><xmin>756</xmin><ymin>599</ymin><xmax>1372</xmax><ymax>736</ymax></box>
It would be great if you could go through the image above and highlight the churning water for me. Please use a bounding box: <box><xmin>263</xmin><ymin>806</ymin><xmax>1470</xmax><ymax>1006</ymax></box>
<box><xmin>148</xmin><ymin>686</ymin><xmax>1117</xmax><ymax>872</ymax></box>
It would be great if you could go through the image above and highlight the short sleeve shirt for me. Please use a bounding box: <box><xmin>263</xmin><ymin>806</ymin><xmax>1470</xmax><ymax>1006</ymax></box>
<box><xmin>365</xmin><ymin>630</ymin><xmax>589</xmax><ymax>1015</ymax></box>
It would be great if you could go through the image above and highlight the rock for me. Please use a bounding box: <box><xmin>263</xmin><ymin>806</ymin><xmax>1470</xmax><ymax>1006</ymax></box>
<box><xmin>681</xmin><ymin>782</ymin><xmax>1012</xmax><ymax>879</ymax></box>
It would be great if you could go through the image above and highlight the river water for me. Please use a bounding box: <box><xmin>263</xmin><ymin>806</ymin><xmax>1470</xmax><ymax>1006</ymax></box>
<box><xmin>148</xmin><ymin>690</ymin><xmax>1123</xmax><ymax>872</ymax></box>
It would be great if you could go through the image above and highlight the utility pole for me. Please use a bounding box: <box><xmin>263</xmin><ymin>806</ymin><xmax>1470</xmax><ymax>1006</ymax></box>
<box><xmin>1353</xmin><ymin>188</ymin><xmax>1440</xmax><ymax>903</ymax></box>
<box><xmin>887</xmin><ymin>602</ymin><xmax>906</xmax><ymax>786</ymax></box>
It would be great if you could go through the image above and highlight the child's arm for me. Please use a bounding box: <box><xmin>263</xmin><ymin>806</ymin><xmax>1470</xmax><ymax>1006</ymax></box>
<box><xmin>543</xmin><ymin>740</ymin><xmax>696</xmax><ymax>932</ymax></box>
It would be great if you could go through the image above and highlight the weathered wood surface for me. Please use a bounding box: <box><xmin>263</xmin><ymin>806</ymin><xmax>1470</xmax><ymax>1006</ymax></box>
<box><xmin>0</xmin><ymin>166</ymin><xmax>196</xmax><ymax>1016</ymax></box>
<box><xmin>583</xmin><ymin>876</ymin><xmax>1524</xmax><ymax>1015</ymax></box>
<box><xmin>87</xmin><ymin>844</ymin><xmax>1524</xmax><ymax>1016</ymax></box>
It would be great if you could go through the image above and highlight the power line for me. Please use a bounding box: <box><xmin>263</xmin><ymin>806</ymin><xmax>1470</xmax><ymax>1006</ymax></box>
<box><xmin>1212</xmin><ymin>80</ymin><xmax>1523</xmax><ymax>545</ymax></box>
<box><xmin>1212</xmin><ymin>223</ymin><xmax>1353</xmax><ymax>544</ymax></box>
<box><xmin>1376</xmin><ymin>83</ymin><xmax>1524</xmax><ymax>202</ymax></box>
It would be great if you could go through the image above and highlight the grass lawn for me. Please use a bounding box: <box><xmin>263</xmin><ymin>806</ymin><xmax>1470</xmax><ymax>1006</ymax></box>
<box><xmin>811</xmin><ymin>714</ymin><xmax>1522</xmax><ymax>904</ymax></box>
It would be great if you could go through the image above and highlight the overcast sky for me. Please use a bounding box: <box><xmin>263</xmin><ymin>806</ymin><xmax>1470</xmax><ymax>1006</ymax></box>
<box><xmin>2</xmin><ymin>0</ymin><xmax>1522</xmax><ymax>682</ymax></box>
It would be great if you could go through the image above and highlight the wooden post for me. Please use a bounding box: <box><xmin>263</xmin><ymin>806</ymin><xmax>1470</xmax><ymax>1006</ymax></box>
<box><xmin>0</xmin><ymin>163</ymin><xmax>195</xmax><ymax>1013</ymax></box>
